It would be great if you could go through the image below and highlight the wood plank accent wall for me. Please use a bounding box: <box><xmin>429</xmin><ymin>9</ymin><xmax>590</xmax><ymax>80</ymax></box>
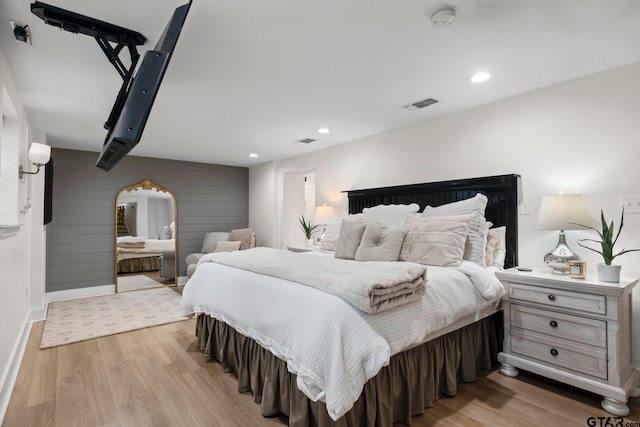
<box><xmin>46</xmin><ymin>148</ymin><xmax>248</xmax><ymax>292</ymax></box>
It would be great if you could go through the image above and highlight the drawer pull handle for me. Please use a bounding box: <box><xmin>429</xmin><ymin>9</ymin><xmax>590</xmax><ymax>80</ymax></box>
<box><xmin>548</xmin><ymin>294</ymin><xmax>556</xmax><ymax>301</ymax></box>
<box><xmin>550</xmin><ymin>348</ymin><xmax>559</xmax><ymax>356</ymax></box>
<box><xmin>549</xmin><ymin>320</ymin><xmax>558</xmax><ymax>328</ymax></box>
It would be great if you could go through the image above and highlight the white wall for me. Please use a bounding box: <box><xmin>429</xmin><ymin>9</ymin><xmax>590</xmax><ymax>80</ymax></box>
<box><xmin>249</xmin><ymin>62</ymin><xmax>640</xmax><ymax>362</ymax></box>
<box><xmin>0</xmin><ymin>48</ymin><xmax>46</xmax><ymax>422</ymax></box>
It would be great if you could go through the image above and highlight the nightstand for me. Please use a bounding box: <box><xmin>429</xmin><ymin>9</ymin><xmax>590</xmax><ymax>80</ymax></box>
<box><xmin>286</xmin><ymin>246</ymin><xmax>314</xmax><ymax>253</ymax></box>
<box><xmin>496</xmin><ymin>268</ymin><xmax>640</xmax><ymax>416</ymax></box>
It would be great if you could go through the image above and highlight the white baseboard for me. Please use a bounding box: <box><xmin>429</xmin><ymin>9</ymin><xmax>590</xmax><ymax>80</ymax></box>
<box><xmin>30</xmin><ymin>304</ymin><xmax>48</xmax><ymax>323</ymax></box>
<box><xmin>0</xmin><ymin>313</ymin><xmax>31</xmax><ymax>425</ymax></box>
<box><xmin>46</xmin><ymin>284</ymin><xmax>115</xmax><ymax>303</ymax></box>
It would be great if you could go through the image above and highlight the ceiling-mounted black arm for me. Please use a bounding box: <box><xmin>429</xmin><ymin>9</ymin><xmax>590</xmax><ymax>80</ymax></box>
<box><xmin>31</xmin><ymin>1</ymin><xmax>146</xmax><ymax>81</ymax></box>
<box><xmin>95</xmin><ymin>33</ymin><xmax>141</xmax><ymax>80</ymax></box>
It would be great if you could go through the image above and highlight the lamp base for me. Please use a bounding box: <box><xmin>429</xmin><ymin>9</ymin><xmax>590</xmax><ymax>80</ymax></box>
<box><xmin>543</xmin><ymin>230</ymin><xmax>579</xmax><ymax>274</ymax></box>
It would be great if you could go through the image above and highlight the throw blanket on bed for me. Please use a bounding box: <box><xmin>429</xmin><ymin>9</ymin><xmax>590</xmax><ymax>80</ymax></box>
<box><xmin>197</xmin><ymin>247</ymin><xmax>427</xmax><ymax>313</ymax></box>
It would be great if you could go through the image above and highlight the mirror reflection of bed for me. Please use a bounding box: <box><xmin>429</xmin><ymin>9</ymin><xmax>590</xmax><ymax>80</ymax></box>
<box><xmin>115</xmin><ymin>179</ymin><xmax>177</xmax><ymax>292</ymax></box>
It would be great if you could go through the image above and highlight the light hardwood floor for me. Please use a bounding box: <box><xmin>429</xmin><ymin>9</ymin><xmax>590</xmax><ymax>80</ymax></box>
<box><xmin>3</xmin><ymin>319</ymin><xmax>639</xmax><ymax>426</ymax></box>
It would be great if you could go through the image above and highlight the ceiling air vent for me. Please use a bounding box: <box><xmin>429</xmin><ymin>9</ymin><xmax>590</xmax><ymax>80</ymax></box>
<box><xmin>402</xmin><ymin>97</ymin><xmax>439</xmax><ymax>111</ymax></box>
<box><xmin>295</xmin><ymin>138</ymin><xmax>316</xmax><ymax>144</ymax></box>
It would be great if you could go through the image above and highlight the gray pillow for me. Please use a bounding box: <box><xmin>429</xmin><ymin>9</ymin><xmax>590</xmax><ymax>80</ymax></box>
<box><xmin>334</xmin><ymin>220</ymin><xmax>367</xmax><ymax>260</ymax></box>
<box><xmin>355</xmin><ymin>222</ymin><xmax>406</xmax><ymax>262</ymax></box>
<box><xmin>202</xmin><ymin>231</ymin><xmax>230</xmax><ymax>253</ymax></box>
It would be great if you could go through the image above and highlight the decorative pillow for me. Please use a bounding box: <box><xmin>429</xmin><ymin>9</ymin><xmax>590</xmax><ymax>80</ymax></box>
<box><xmin>202</xmin><ymin>231</ymin><xmax>231</xmax><ymax>253</ymax></box>
<box><xmin>362</xmin><ymin>203</ymin><xmax>420</xmax><ymax>227</ymax></box>
<box><xmin>319</xmin><ymin>214</ymin><xmax>364</xmax><ymax>251</ymax></box>
<box><xmin>354</xmin><ymin>222</ymin><xmax>406</xmax><ymax>262</ymax></box>
<box><xmin>214</xmin><ymin>240</ymin><xmax>242</xmax><ymax>252</ymax></box>
<box><xmin>334</xmin><ymin>219</ymin><xmax>367</xmax><ymax>260</ymax></box>
<box><xmin>487</xmin><ymin>226</ymin><xmax>507</xmax><ymax>268</ymax></box>
<box><xmin>228</xmin><ymin>228</ymin><xmax>254</xmax><ymax>250</ymax></box>
<box><xmin>485</xmin><ymin>232</ymin><xmax>500</xmax><ymax>267</ymax></box>
<box><xmin>400</xmin><ymin>214</ymin><xmax>472</xmax><ymax>266</ymax></box>
<box><xmin>422</xmin><ymin>194</ymin><xmax>488</xmax><ymax>266</ymax></box>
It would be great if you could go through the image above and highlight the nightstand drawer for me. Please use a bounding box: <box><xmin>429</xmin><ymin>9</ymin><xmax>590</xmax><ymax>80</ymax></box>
<box><xmin>511</xmin><ymin>304</ymin><xmax>607</xmax><ymax>348</ymax></box>
<box><xmin>509</xmin><ymin>283</ymin><xmax>606</xmax><ymax>315</ymax></box>
<box><xmin>511</xmin><ymin>328</ymin><xmax>607</xmax><ymax>379</ymax></box>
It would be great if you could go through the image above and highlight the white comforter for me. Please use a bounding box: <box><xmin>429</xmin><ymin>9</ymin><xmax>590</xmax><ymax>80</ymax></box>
<box><xmin>180</xmin><ymin>251</ymin><xmax>504</xmax><ymax>420</ymax></box>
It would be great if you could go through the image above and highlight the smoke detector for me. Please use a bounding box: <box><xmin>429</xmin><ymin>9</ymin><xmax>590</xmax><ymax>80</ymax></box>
<box><xmin>430</xmin><ymin>8</ymin><xmax>456</xmax><ymax>28</ymax></box>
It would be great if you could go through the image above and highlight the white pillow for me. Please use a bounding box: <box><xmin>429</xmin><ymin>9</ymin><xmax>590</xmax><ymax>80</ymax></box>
<box><xmin>319</xmin><ymin>214</ymin><xmax>364</xmax><ymax>251</ymax></box>
<box><xmin>422</xmin><ymin>194</ymin><xmax>488</xmax><ymax>267</ymax></box>
<box><xmin>487</xmin><ymin>226</ymin><xmax>507</xmax><ymax>268</ymax></box>
<box><xmin>400</xmin><ymin>214</ymin><xmax>472</xmax><ymax>266</ymax></box>
<box><xmin>214</xmin><ymin>240</ymin><xmax>241</xmax><ymax>252</ymax></box>
<box><xmin>362</xmin><ymin>203</ymin><xmax>420</xmax><ymax>227</ymax></box>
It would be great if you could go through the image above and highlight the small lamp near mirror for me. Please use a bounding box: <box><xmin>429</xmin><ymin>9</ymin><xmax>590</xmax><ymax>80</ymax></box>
<box><xmin>19</xmin><ymin>142</ymin><xmax>51</xmax><ymax>179</ymax></box>
<box><xmin>314</xmin><ymin>204</ymin><xmax>335</xmax><ymax>242</ymax></box>
<box><xmin>536</xmin><ymin>193</ymin><xmax>590</xmax><ymax>274</ymax></box>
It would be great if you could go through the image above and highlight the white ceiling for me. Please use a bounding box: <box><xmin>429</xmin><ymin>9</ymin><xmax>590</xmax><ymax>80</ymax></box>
<box><xmin>1</xmin><ymin>0</ymin><xmax>639</xmax><ymax>168</ymax></box>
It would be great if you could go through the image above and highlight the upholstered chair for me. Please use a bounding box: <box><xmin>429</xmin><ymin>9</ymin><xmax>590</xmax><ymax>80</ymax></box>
<box><xmin>185</xmin><ymin>228</ymin><xmax>256</xmax><ymax>278</ymax></box>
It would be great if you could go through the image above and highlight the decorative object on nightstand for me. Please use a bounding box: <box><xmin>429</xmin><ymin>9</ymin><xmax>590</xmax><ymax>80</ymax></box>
<box><xmin>570</xmin><ymin>208</ymin><xmax>640</xmax><ymax>283</ymax></box>
<box><xmin>299</xmin><ymin>214</ymin><xmax>319</xmax><ymax>247</ymax></box>
<box><xmin>567</xmin><ymin>261</ymin><xmax>586</xmax><ymax>279</ymax></box>
<box><xmin>536</xmin><ymin>194</ymin><xmax>590</xmax><ymax>274</ymax></box>
<box><xmin>497</xmin><ymin>268</ymin><xmax>640</xmax><ymax>416</ymax></box>
<box><xmin>314</xmin><ymin>204</ymin><xmax>335</xmax><ymax>243</ymax></box>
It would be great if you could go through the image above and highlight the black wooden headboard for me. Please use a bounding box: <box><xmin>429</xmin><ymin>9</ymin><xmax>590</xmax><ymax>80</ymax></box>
<box><xmin>345</xmin><ymin>174</ymin><xmax>520</xmax><ymax>269</ymax></box>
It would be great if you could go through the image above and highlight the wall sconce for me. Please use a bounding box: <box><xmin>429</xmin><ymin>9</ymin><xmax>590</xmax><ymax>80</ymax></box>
<box><xmin>19</xmin><ymin>142</ymin><xmax>51</xmax><ymax>179</ymax></box>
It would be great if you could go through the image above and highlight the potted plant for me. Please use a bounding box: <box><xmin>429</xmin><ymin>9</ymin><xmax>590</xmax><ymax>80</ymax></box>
<box><xmin>571</xmin><ymin>208</ymin><xmax>640</xmax><ymax>282</ymax></box>
<box><xmin>299</xmin><ymin>214</ymin><xmax>320</xmax><ymax>247</ymax></box>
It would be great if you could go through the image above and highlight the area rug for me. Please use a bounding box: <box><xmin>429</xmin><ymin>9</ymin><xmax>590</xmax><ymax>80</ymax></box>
<box><xmin>117</xmin><ymin>274</ymin><xmax>165</xmax><ymax>292</ymax></box>
<box><xmin>40</xmin><ymin>287</ymin><xmax>188</xmax><ymax>349</ymax></box>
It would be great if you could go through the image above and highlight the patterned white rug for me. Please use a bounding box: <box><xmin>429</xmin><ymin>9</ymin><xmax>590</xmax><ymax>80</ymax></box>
<box><xmin>40</xmin><ymin>287</ymin><xmax>189</xmax><ymax>349</ymax></box>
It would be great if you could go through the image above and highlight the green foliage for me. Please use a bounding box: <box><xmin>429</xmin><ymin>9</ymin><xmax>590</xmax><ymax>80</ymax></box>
<box><xmin>571</xmin><ymin>208</ymin><xmax>640</xmax><ymax>265</ymax></box>
<box><xmin>298</xmin><ymin>214</ymin><xmax>320</xmax><ymax>239</ymax></box>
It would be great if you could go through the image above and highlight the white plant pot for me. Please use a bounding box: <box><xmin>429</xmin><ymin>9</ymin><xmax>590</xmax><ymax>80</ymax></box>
<box><xmin>597</xmin><ymin>263</ymin><xmax>621</xmax><ymax>283</ymax></box>
<box><xmin>304</xmin><ymin>238</ymin><xmax>314</xmax><ymax>247</ymax></box>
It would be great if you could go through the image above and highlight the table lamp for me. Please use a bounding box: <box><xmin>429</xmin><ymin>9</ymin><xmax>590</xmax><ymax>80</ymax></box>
<box><xmin>314</xmin><ymin>204</ymin><xmax>335</xmax><ymax>242</ymax></box>
<box><xmin>536</xmin><ymin>194</ymin><xmax>590</xmax><ymax>274</ymax></box>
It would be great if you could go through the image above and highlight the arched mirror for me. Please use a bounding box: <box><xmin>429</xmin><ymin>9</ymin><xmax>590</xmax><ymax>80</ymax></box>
<box><xmin>115</xmin><ymin>179</ymin><xmax>177</xmax><ymax>292</ymax></box>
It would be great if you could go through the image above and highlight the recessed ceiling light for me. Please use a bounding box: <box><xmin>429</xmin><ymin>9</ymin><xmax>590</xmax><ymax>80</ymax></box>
<box><xmin>469</xmin><ymin>72</ymin><xmax>491</xmax><ymax>83</ymax></box>
<box><xmin>249</xmin><ymin>153</ymin><xmax>258</xmax><ymax>158</ymax></box>
<box><xmin>317</xmin><ymin>128</ymin><xmax>330</xmax><ymax>134</ymax></box>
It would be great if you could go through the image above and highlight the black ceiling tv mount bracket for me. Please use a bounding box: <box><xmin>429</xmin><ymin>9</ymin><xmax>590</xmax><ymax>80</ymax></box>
<box><xmin>31</xmin><ymin>2</ymin><xmax>146</xmax><ymax>81</ymax></box>
<box><xmin>30</xmin><ymin>1</ymin><xmax>193</xmax><ymax>172</ymax></box>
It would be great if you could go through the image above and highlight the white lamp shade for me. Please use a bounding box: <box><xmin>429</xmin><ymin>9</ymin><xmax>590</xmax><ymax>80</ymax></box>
<box><xmin>314</xmin><ymin>204</ymin><xmax>335</xmax><ymax>224</ymax></box>
<box><xmin>536</xmin><ymin>194</ymin><xmax>590</xmax><ymax>230</ymax></box>
<box><xmin>28</xmin><ymin>142</ymin><xmax>51</xmax><ymax>165</ymax></box>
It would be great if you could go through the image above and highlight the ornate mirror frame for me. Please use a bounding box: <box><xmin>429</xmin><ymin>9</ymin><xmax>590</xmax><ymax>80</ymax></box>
<box><xmin>115</xmin><ymin>179</ymin><xmax>177</xmax><ymax>292</ymax></box>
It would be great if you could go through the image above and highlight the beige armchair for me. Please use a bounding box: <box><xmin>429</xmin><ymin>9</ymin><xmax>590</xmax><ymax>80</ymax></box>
<box><xmin>185</xmin><ymin>228</ymin><xmax>256</xmax><ymax>278</ymax></box>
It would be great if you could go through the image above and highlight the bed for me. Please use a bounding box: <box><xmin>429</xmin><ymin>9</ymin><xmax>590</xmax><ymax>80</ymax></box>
<box><xmin>116</xmin><ymin>236</ymin><xmax>175</xmax><ymax>273</ymax></box>
<box><xmin>181</xmin><ymin>174</ymin><xmax>520</xmax><ymax>426</ymax></box>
